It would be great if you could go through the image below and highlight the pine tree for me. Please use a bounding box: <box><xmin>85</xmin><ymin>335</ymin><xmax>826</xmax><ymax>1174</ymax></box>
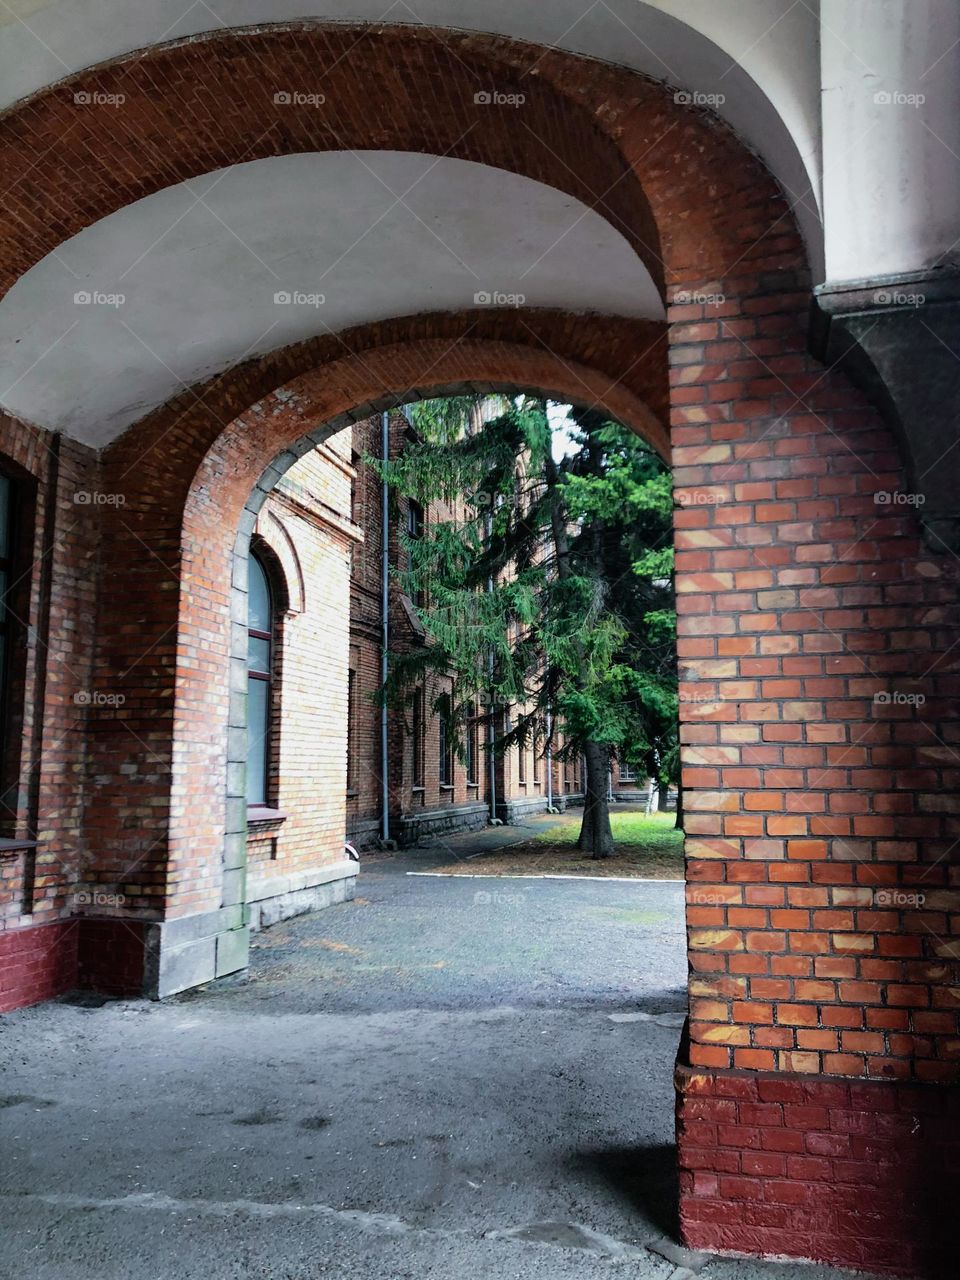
<box><xmin>376</xmin><ymin>396</ymin><xmax>677</xmax><ymax>858</ymax></box>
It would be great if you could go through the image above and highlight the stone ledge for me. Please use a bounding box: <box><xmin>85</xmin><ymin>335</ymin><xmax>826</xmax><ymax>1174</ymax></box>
<box><xmin>143</xmin><ymin>905</ymin><xmax>249</xmax><ymax>999</ymax></box>
<box><xmin>399</xmin><ymin>802</ymin><xmax>490</xmax><ymax>846</ymax></box>
<box><xmin>246</xmin><ymin>858</ymin><xmax>358</xmax><ymax>904</ymax></box>
<box><xmin>247</xmin><ymin>868</ymin><xmax>356</xmax><ymax>932</ymax></box>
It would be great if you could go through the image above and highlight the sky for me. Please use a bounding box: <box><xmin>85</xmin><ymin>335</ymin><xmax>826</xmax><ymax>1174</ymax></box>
<box><xmin>547</xmin><ymin>401</ymin><xmax>579</xmax><ymax>460</ymax></box>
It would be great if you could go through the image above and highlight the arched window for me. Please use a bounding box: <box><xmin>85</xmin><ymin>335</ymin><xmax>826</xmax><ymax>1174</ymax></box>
<box><xmin>246</xmin><ymin>552</ymin><xmax>274</xmax><ymax>807</ymax></box>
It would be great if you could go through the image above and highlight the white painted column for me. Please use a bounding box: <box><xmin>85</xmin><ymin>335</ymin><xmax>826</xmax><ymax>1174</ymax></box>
<box><xmin>821</xmin><ymin>0</ymin><xmax>960</xmax><ymax>283</ymax></box>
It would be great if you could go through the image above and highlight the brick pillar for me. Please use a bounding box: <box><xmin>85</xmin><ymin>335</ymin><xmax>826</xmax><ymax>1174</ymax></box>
<box><xmin>670</xmin><ymin>271</ymin><xmax>960</xmax><ymax>1275</ymax></box>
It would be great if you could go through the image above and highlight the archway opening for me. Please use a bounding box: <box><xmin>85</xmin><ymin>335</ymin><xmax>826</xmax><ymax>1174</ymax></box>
<box><xmin>214</xmin><ymin>383</ymin><xmax>691</xmax><ymax>1250</ymax></box>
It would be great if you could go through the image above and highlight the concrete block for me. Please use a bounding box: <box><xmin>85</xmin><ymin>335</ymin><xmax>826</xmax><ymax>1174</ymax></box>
<box><xmin>216</xmin><ymin>926</ymin><xmax>250</xmax><ymax>977</ymax></box>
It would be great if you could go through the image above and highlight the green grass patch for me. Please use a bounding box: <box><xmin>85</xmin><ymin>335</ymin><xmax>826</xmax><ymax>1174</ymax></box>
<box><xmin>435</xmin><ymin>809</ymin><xmax>685</xmax><ymax>879</ymax></box>
<box><xmin>533</xmin><ymin>810</ymin><xmax>684</xmax><ymax>851</ymax></box>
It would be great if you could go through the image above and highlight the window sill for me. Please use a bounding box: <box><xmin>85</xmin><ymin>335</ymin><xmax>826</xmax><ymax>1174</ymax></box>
<box><xmin>247</xmin><ymin>806</ymin><xmax>288</xmax><ymax>827</ymax></box>
<box><xmin>346</xmin><ymin>789</ymin><xmax>359</xmax><ymax>799</ymax></box>
<box><xmin>0</xmin><ymin>837</ymin><xmax>38</xmax><ymax>862</ymax></box>
<box><xmin>440</xmin><ymin>784</ymin><xmax>454</xmax><ymax>792</ymax></box>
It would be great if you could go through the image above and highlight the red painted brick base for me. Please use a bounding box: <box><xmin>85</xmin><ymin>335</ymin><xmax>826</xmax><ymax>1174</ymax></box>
<box><xmin>76</xmin><ymin>919</ymin><xmax>146</xmax><ymax>998</ymax></box>
<box><xmin>0</xmin><ymin>918</ymin><xmax>146</xmax><ymax>1011</ymax></box>
<box><xmin>0</xmin><ymin>920</ymin><xmax>78</xmax><ymax>1012</ymax></box>
<box><xmin>676</xmin><ymin>1047</ymin><xmax>960</xmax><ymax>1277</ymax></box>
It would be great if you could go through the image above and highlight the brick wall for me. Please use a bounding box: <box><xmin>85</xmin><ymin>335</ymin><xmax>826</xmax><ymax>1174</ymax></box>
<box><xmin>247</xmin><ymin>434</ymin><xmax>359</xmax><ymax>896</ymax></box>
<box><xmin>666</xmin><ymin>214</ymin><xmax>959</xmax><ymax>1274</ymax></box>
<box><xmin>676</xmin><ymin>1057</ymin><xmax>960</xmax><ymax>1276</ymax></box>
<box><xmin>0</xmin><ymin>21</ymin><xmax>956</xmax><ymax>1270</ymax></box>
<box><xmin>345</xmin><ymin>408</ymin><xmax>573</xmax><ymax>849</ymax></box>
<box><xmin>670</xmin><ymin>272</ymin><xmax>960</xmax><ymax>1085</ymax></box>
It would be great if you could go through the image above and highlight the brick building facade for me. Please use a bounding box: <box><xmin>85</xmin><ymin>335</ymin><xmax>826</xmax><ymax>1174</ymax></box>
<box><xmin>0</xmin><ymin>12</ymin><xmax>958</xmax><ymax>1274</ymax></box>
<box><xmin>345</xmin><ymin>406</ymin><xmax>583</xmax><ymax>852</ymax></box>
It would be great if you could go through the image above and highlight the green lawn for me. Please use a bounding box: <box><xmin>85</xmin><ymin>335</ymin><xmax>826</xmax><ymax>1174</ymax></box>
<box><xmin>436</xmin><ymin>808</ymin><xmax>685</xmax><ymax>879</ymax></box>
<box><xmin>532</xmin><ymin>809</ymin><xmax>684</xmax><ymax>850</ymax></box>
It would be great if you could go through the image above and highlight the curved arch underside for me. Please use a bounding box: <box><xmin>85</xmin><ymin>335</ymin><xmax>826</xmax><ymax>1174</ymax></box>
<box><xmin>105</xmin><ymin>310</ymin><xmax>670</xmax><ymax>524</ymax></box>
<box><xmin>0</xmin><ymin>151</ymin><xmax>665</xmax><ymax>446</ymax></box>
<box><xmin>0</xmin><ymin>21</ymin><xmax>807</xmax><ymax>451</ymax></box>
<box><xmin>0</xmin><ymin>1</ymin><xmax>823</xmax><ymax>270</ymax></box>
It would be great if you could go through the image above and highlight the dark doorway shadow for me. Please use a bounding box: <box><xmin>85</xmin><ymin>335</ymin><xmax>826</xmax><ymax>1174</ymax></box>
<box><xmin>569</xmin><ymin>1142</ymin><xmax>679</xmax><ymax>1241</ymax></box>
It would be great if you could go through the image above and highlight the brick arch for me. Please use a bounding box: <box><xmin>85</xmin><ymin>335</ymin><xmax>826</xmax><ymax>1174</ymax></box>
<box><xmin>181</xmin><ymin>336</ymin><xmax>671</xmax><ymax>542</ymax></box>
<box><xmin>255</xmin><ymin>520</ymin><xmax>304</xmax><ymax>616</ymax></box>
<box><xmin>148</xmin><ymin>327</ymin><xmax>668</xmax><ymax>918</ymax></box>
<box><xmin>86</xmin><ymin>311</ymin><xmax>666</xmax><ymax>926</ymax></box>
<box><xmin>39</xmin><ymin>28</ymin><xmax>958</xmax><ymax>1275</ymax></box>
<box><xmin>102</xmin><ymin>308</ymin><xmax>669</xmax><ymax>511</ymax></box>
<box><xmin>0</xmin><ymin>21</ymin><xmax>807</xmax><ymax>304</ymax></box>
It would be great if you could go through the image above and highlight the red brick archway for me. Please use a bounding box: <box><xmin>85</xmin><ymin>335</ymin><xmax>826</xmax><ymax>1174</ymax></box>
<box><xmin>0</xmin><ymin>21</ymin><xmax>957</xmax><ymax>1276</ymax></box>
<box><xmin>0</xmin><ymin>20</ymin><xmax>807</xmax><ymax>300</ymax></box>
<box><xmin>87</xmin><ymin>314</ymin><xmax>669</xmax><ymax>924</ymax></box>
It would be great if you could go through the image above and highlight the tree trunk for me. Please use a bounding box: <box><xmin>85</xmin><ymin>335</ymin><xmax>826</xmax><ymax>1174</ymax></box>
<box><xmin>674</xmin><ymin>780</ymin><xmax>684</xmax><ymax>829</ymax></box>
<box><xmin>578</xmin><ymin>740</ymin><xmax>615</xmax><ymax>858</ymax></box>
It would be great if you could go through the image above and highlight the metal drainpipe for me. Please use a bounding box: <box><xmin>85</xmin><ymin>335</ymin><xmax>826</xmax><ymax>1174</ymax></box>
<box><xmin>486</xmin><ymin>510</ymin><xmax>497</xmax><ymax>824</ymax></box>
<box><xmin>545</xmin><ymin>709</ymin><xmax>553</xmax><ymax>812</ymax></box>
<box><xmin>380</xmin><ymin>411</ymin><xmax>390</xmax><ymax>845</ymax></box>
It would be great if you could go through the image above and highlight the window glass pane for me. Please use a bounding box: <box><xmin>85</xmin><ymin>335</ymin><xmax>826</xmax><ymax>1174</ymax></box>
<box><xmin>0</xmin><ymin>475</ymin><xmax>9</xmax><ymax>560</ymax></box>
<box><xmin>247</xmin><ymin>676</ymin><xmax>269</xmax><ymax>805</ymax></box>
<box><xmin>248</xmin><ymin>554</ymin><xmax>272</xmax><ymax>634</ymax></box>
<box><xmin>248</xmin><ymin>634</ymin><xmax>270</xmax><ymax>674</ymax></box>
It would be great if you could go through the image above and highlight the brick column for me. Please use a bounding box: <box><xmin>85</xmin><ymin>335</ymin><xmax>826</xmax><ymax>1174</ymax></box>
<box><xmin>670</xmin><ymin>270</ymin><xmax>960</xmax><ymax>1274</ymax></box>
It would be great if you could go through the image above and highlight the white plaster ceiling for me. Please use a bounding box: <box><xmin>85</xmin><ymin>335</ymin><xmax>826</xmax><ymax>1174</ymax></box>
<box><xmin>0</xmin><ymin>0</ymin><xmax>823</xmax><ymax>276</ymax></box>
<box><xmin>0</xmin><ymin>151</ymin><xmax>664</xmax><ymax>447</ymax></box>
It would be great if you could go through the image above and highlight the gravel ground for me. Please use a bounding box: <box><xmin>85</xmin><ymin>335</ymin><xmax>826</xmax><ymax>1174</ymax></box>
<box><xmin>0</xmin><ymin>859</ymin><xmax>885</xmax><ymax>1280</ymax></box>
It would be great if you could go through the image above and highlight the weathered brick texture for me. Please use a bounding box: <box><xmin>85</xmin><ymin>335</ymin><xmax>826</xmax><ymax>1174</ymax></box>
<box><xmin>670</xmin><ymin>275</ymin><xmax>960</xmax><ymax>1086</ymax></box>
<box><xmin>676</xmin><ymin>1056</ymin><xmax>960</xmax><ymax>1276</ymax></box>
<box><xmin>248</xmin><ymin>434</ymin><xmax>359</xmax><ymax>888</ymax></box>
<box><xmin>0</xmin><ymin>22</ymin><xmax>955</xmax><ymax>1272</ymax></box>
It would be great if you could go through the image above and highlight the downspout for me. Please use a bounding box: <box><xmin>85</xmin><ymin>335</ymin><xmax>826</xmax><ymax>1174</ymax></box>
<box><xmin>486</xmin><ymin>509</ymin><xmax>497</xmax><ymax>824</ymax></box>
<box><xmin>380</xmin><ymin>411</ymin><xmax>390</xmax><ymax>845</ymax></box>
<box><xmin>545</xmin><ymin>709</ymin><xmax>553</xmax><ymax>812</ymax></box>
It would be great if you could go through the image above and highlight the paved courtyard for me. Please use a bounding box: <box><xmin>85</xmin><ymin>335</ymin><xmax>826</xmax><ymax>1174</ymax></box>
<box><xmin>0</xmin><ymin>857</ymin><xmax>884</xmax><ymax>1279</ymax></box>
